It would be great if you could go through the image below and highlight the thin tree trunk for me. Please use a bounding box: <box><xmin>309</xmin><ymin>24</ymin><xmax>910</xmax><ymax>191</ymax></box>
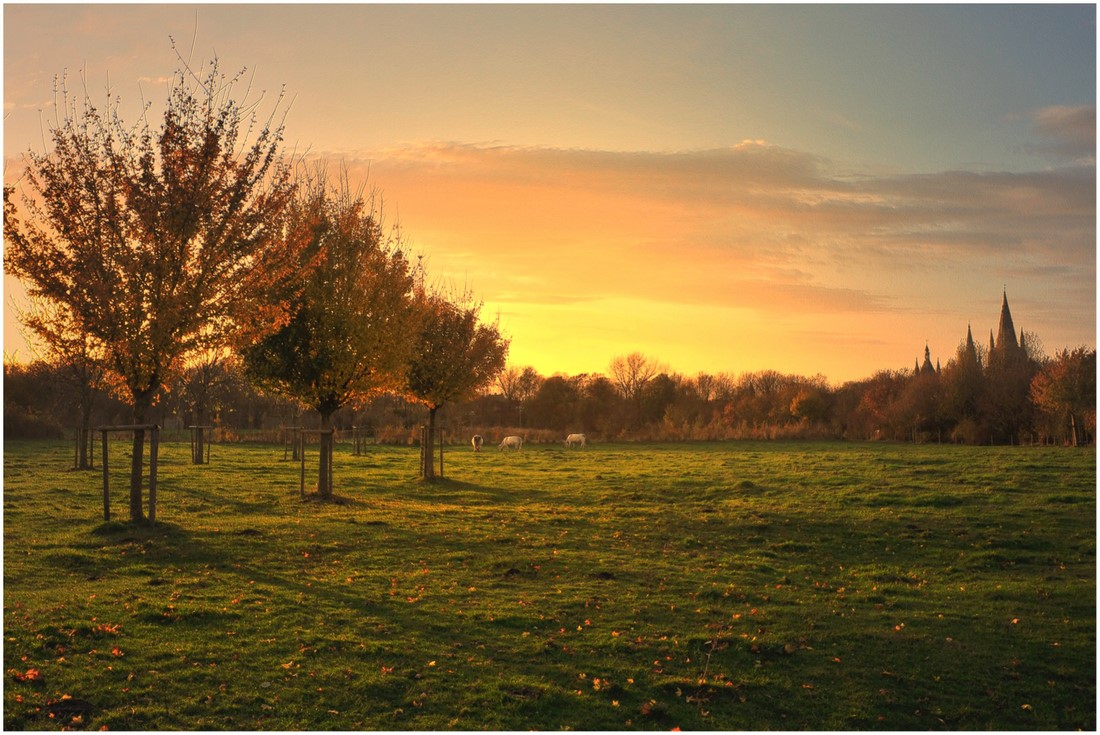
<box><xmin>192</xmin><ymin>407</ymin><xmax>206</xmax><ymax>464</ymax></box>
<box><xmin>423</xmin><ymin>406</ymin><xmax>439</xmax><ymax>481</ymax></box>
<box><xmin>76</xmin><ymin>379</ymin><xmax>95</xmax><ymax>469</ymax></box>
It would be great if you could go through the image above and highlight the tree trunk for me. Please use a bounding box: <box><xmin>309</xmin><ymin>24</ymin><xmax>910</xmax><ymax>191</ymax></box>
<box><xmin>129</xmin><ymin>396</ymin><xmax>151</xmax><ymax>524</ymax></box>
<box><xmin>76</xmin><ymin>382</ymin><xmax>94</xmax><ymax>469</ymax></box>
<box><xmin>423</xmin><ymin>406</ymin><xmax>439</xmax><ymax>482</ymax></box>
<box><xmin>318</xmin><ymin>413</ymin><xmax>334</xmax><ymax>499</ymax></box>
<box><xmin>79</xmin><ymin>427</ymin><xmax>90</xmax><ymax>469</ymax></box>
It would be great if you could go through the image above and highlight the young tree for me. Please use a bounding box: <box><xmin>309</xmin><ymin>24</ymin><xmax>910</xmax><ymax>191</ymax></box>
<box><xmin>4</xmin><ymin>60</ymin><xmax>297</xmax><ymax>522</ymax></box>
<box><xmin>242</xmin><ymin>172</ymin><xmax>422</xmax><ymax>497</ymax></box>
<box><xmin>405</xmin><ymin>291</ymin><xmax>509</xmax><ymax>481</ymax></box>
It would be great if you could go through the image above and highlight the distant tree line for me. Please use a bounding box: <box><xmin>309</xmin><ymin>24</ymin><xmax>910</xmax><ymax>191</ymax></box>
<box><xmin>7</xmin><ymin>333</ymin><xmax>1094</xmax><ymax>449</ymax></box>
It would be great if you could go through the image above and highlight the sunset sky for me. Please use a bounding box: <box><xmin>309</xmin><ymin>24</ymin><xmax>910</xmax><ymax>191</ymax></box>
<box><xmin>4</xmin><ymin>4</ymin><xmax>1096</xmax><ymax>383</ymax></box>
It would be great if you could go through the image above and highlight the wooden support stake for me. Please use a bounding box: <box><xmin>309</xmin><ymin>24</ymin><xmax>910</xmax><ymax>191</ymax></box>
<box><xmin>149</xmin><ymin>427</ymin><xmax>159</xmax><ymax>524</ymax></box>
<box><xmin>300</xmin><ymin>436</ymin><xmax>306</xmax><ymax>498</ymax></box>
<box><xmin>101</xmin><ymin>429</ymin><xmax>110</xmax><ymax>521</ymax></box>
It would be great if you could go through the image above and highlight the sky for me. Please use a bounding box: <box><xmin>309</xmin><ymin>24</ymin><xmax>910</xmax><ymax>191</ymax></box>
<box><xmin>3</xmin><ymin>3</ymin><xmax>1096</xmax><ymax>383</ymax></box>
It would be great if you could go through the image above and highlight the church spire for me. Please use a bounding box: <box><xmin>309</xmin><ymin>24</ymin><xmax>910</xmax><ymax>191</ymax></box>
<box><xmin>964</xmin><ymin>323</ymin><xmax>980</xmax><ymax>367</ymax></box>
<box><xmin>919</xmin><ymin>343</ymin><xmax>936</xmax><ymax>375</ymax></box>
<box><xmin>995</xmin><ymin>288</ymin><xmax>1019</xmax><ymax>353</ymax></box>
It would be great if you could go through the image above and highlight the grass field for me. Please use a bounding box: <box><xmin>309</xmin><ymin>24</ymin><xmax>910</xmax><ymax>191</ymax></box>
<box><xmin>3</xmin><ymin>438</ymin><xmax>1095</xmax><ymax>730</ymax></box>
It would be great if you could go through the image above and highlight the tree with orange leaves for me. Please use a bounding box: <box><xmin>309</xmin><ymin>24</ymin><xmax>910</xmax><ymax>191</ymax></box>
<box><xmin>242</xmin><ymin>170</ymin><xmax>424</xmax><ymax>498</ymax></box>
<box><xmin>4</xmin><ymin>59</ymin><xmax>298</xmax><ymax>523</ymax></box>
<box><xmin>406</xmin><ymin>290</ymin><xmax>509</xmax><ymax>481</ymax></box>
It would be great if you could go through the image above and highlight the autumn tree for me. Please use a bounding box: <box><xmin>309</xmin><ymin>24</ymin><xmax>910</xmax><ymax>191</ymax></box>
<box><xmin>609</xmin><ymin>352</ymin><xmax>662</xmax><ymax>401</ymax></box>
<box><xmin>525</xmin><ymin>375</ymin><xmax>581</xmax><ymax>432</ymax></box>
<box><xmin>609</xmin><ymin>352</ymin><xmax>665</xmax><ymax>427</ymax></box>
<box><xmin>940</xmin><ymin>327</ymin><xmax>986</xmax><ymax>442</ymax></box>
<box><xmin>496</xmin><ymin>365</ymin><xmax>542</xmax><ymax>426</ymax></box>
<box><xmin>577</xmin><ymin>375</ymin><xmax>621</xmax><ymax>437</ymax></box>
<box><xmin>496</xmin><ymin>366</ymin><xmax>524</xmax><ymax>403</ymax></box>
<box><xmin>4</xmin><ymin>60</ymin><xmax>297</xmax><ymax>522</ymax></box>
<box><xmin>1031</xmin><ymin>347</ymin><xmax>1096</xmax><ymax>446</ymax></box>
<box><xmin>242</xmin><ymin>171</ymin><xmax>422</xmax><ymax>497</ymax></box>
<box><xmin>405</xmin><ymin>290</ymin><xmax>509</xmax><ymax>481</ymax></box>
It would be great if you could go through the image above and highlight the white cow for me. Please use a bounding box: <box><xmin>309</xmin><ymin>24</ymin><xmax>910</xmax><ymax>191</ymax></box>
<box><xmin>565</xmin><ymin>433</ymin><xmax>587</xmax><ymax>448</ymax></box>
<box><xmin>499</xmin><ymin>435</ymin><xmax>523</xmax><ymax>451</ymax></box>
<box><xmin>471</xmin><ymin>435</ymin><xmax>484</xmax><ymax>452</ymax></box>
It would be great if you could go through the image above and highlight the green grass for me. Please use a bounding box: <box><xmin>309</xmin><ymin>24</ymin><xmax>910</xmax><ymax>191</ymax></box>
<box><xmin>4</xmin><ymin>439</ymin><xmax>1095</xmax><ymax>730</ymax></box>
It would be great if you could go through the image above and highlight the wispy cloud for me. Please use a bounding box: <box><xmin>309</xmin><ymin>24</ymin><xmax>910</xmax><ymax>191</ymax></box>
<box><xmin>348</xmin><ymin>139</ymin><xmax>1094</xmax><ymax>285</ymax></box>
<box><xmin>1027</xmin><ymin>105</ymin><xmax>1096</xmax><ymax>163</ymax></box>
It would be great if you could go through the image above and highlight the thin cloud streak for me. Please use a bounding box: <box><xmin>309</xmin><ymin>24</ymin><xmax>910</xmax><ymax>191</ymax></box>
<box><xmin>1029</xmin><ymin>105</ymin><xmax>1096</xmax><ymax>163</ymax></box>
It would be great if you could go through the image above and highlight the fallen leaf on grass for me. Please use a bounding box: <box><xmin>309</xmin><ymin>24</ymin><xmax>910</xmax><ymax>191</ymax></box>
<box><xmin>11</xmin><ymin>668</ymin><xmax>42</xmax><ymax>683</ymax></box>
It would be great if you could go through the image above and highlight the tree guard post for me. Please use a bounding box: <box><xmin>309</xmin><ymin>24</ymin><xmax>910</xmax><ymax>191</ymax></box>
<box><xmin>189</xmin><ymin>425</ymin><xmax>213</xmax><ymax>464</ymax></box>
<box><xmin>299</xmin><ymin>431</ymin><xmax>306</xmax><ymax>498</ymax></box>
<box><xmin>96</xmin><ymin>424</ymin><xmax>160</xmax><ymax>524</ymax></box>
<box><xmin>149</xmin><ymin>426</ymin><xmax>159</xmax><ymax>523</ymax></box>
<box><xmin>101</xmin><ymin>428</ymin><xmax>110</xmax><ymax>521</ymax></box>
<box><xmin>75</xmin><ymin>428</ymin><xmax>96</xmax><ymax>471</ymax></box>
<box><xmin>281</xmin><ymin>426</ymin><xmax>304</xmax><ymax>462</ymax></box>
<box><xmin>419</xmin><ymin>425</ymin><xmax>427</xmax><ymax>478</ymax></box>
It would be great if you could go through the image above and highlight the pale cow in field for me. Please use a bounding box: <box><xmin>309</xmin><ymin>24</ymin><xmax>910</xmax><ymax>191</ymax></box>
<box><xmin>471</xmin><ymin>435</ymin><xmax>484</xmax><ymax>452</ymax></box>
<box><xmin>565</xmin><ymin>433</ymin><xmax>587</xmax><ymax>448</ymax></box>
<box><xmin>498</xmin><ymin>435</ymin><xmax>523</xmax><ymax>451</ymax></box>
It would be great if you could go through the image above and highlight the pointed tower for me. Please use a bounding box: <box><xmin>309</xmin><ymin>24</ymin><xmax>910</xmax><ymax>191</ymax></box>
<box><xmin>995</xmin><ymin>289</ymin><xmax>1019</xmax><ymax>353</ymax></box>
<box><xmin>964</xmin><ymin>323</ymin><xmax>980</xmax><ymax>368</ymax></box>
<box><xmin>920</xmin><ymin>344</ymin><xmax>936</xmax><ymax>375</ymax></box>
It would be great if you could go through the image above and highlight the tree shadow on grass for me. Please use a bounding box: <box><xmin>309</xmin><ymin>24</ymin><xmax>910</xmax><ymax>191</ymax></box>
<box><xmin>300</xmin><ymin>491</ymin><xmax>367</xmax><ymax>507</ymax></box>
<box><xmin>406</xmin><ymin>477</ymin><xmax>543</xmax><ymax>507</ymax></box>
<box><xmin>82</xmin><ymin>519</ymin><xmax>225</xmax><ymax>569</ymax></box>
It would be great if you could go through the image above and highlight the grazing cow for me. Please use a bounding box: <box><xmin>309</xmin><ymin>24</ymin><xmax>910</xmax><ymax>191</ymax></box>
<box><xmin>471</xmin><ymin>435</ymin><xmax>484</xmax><ymax>452</ymax></box>
<box><xmin>565</xmin><ymin>433</ymin><xmax>587</xmax><ymax>448</ymax></box>
<box><xmin>499</xmin><ymin>435</ymin><xmax>523</xmax><ymax>451</ymax></box>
